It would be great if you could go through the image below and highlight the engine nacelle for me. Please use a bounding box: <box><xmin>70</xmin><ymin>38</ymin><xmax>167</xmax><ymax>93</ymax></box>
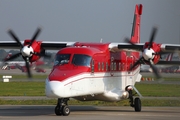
<box><xmin>143</xmin><ymin>42</ymin><xmax>161</xmax><ymax>64</ymax></box>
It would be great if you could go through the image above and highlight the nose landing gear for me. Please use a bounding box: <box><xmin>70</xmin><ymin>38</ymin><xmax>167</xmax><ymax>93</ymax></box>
<box><xmin>55</xmin><ymin>98</ymin><xmax>70</xmax><ymax>116</ymax></box>
<box><xmin>128</xmin><ymin>89</ymin><xmax>141</xmax><ymax>112</ymax></box>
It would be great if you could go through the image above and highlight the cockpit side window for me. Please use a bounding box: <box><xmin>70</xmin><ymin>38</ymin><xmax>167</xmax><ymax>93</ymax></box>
<box><xmin>72</xmin><ymin>54</ymin><xmax>91</xmax><ymax>67</ymax></box>
<box><xmin>54</xmin><ymin>54</ymin><xmax>71</xmax><ymax>66</ymax></box>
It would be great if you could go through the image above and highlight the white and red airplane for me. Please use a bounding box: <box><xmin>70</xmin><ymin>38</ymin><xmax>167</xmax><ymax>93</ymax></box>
<box><xmin>1</xmin><ymin>4</ymin><xmax>180</xmax><ymax>116</ymax></box>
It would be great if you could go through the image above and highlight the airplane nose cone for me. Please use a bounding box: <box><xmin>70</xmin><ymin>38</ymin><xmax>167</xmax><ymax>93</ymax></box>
<box><xmin>45</xmin><ymin>78</ymin><xmax>64</xmax><ymax>98</ymax></box>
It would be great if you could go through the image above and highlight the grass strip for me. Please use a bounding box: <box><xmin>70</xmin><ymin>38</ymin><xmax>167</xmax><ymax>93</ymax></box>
<box><xmin>135</xmin><ymin>83</ymin><xmax>180</xmax><ymax>97</ymax></box>
<box><xmin>1</xmin><ymin>99</ymin><xmax>180</xmax><ymax>106</ymax></box>
<box><xmin>1</xmin><ymin>82</ymin><xmax>180</xmax><ymax>97</ymax></box>
<box><xmin>0</xmin><ymin>81</ymin><xmax>45</xmax><ymax>96</ymax></box>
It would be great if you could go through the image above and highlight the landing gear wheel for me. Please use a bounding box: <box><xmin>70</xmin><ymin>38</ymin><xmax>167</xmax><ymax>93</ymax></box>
<box><xmin>134</xmin><ymin>97</ymin><xmax>141</xmax><ymax>112</ymax></box>
<box><xmin>55</xmin><ymin>106</ymin><xmax>62</xmax><ymax>116</ymax></box>
<box><xmin>62</xmin><ymin>105</ymin><xmax>70</xmax><ymax>116</ymax></box>
<box><xmin>54</xmin><ymin>98</ymin><xmax>70</xmax><ymax>116</ymax></box>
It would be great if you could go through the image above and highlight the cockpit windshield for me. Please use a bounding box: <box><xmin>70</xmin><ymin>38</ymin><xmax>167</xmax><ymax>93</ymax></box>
<box><xmin>54</xmin><ymin>54</ymin><xmax>71</xmax><ymax>66</ymax></box>
<box><xmin>72</xmin><ymin>54</ymin><xmax>91</xmax><ymax>67</ymax></box>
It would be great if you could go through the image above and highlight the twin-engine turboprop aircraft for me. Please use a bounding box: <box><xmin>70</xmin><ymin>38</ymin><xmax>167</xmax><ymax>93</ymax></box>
<box><xmin>1</xmin><ymin>4</ymin><xmax>180</xmax><ymax>116</ymax></box>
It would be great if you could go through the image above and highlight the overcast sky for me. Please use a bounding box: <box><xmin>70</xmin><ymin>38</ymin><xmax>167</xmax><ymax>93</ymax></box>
<box><xmin>0</xmin><ymin>0</ymin><xmax>180</xmax><ymax>44</ymax></box>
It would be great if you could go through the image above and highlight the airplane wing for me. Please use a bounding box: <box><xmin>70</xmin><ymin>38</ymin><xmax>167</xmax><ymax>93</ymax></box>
<box><xmin>109</xmin><ymin>43</ymin><xmax>180</xmax><ymax>53</ymax></box>
<box><xmin>2</xmin><ymin>41</ymin><xmax>180</xmax><ymax>52</ymax></box>
<box><xmin>41</xmin><ymin>41</ymin><xmax>75</xmax><ymax>50</ymax></box>
<box><xmin>0</xmin><ymin>41</ymin><xmax>75</xmax><ymax>50</ymax></box>
<box><xmin>156</xmin><ymin>61</ymin><xmax>180</xmax><ymax>65</ymax></box>
<box><xmin>109</xmin><ymin>43</ymin><xmax>144</xmax><ymax>52</ymax></box>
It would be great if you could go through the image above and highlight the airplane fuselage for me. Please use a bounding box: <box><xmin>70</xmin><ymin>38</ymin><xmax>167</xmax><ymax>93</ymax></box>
<box><xmin>45</xmin><ymin>43</ymin><xmax>141</xmax><ymax>102</ymax></box>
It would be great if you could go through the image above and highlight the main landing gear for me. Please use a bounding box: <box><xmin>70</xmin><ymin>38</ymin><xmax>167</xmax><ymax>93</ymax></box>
<box><xmin>55</xmin><ymin>98</ymin><xmax>70</xmax><ymax>116</ymax></box>
<box><xmin>128</xmin><ymin>89</ymin><xmax>141</xmax><ymax>112</ymax></box>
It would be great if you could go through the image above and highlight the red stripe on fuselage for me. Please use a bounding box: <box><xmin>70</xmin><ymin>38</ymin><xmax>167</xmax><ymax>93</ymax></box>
<box><xmin>62</xmin><ymin>67</ymin><xmax>140</xmax><ymax>86</ymax></box>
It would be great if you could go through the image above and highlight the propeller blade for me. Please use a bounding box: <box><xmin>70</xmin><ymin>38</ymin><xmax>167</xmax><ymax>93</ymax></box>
<box><xmin>24</xmin><ymin>57</ymin><xmax>32</xmax><ymax>78</ymax></box>
<box><xmin>7</xmin><ymin>29</ymin><xmax>23</xmax><ymax>48</ymax></box>
<box><xmin>148</xmin><ymin>27</ymin><xmax>157</xmax><ymax>49</ymax></box>
<box><xmin>130</xmin><ymin>57</ymin><xmax>144</xmax><ymax>70</ymax></box>
<box><xmin>149</xmin><ymin>60</ymin><xmax>161</xmax><ymax>79</ymax></box>
<box><xmin>29</xmin><ymin>27</ymin><xmax>41</xmax><ymax>47</ymax></box>
<box><xmin>3</xmin><ymin>52</ymin><xmax>21</xmax><ymax>62</ymax></box>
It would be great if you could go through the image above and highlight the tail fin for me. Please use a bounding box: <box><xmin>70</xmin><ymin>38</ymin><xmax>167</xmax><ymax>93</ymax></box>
<box><xmin>131</xmin><ymin>4</ymin><xmax>143</xmax><ymax>43</ymax></box>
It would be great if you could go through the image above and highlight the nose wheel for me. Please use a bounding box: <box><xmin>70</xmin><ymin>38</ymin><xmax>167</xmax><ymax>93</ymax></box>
<box><xmin>128</xmin><ymin>90</ymin><xmax>141</xmax><ymax>112</ymax></box>
<box><xmin>55</xmin><ymin>98</ymin><xmax>70</xmax><ymax>116</ymax></box>
<box><xmin>134</xmin><ymin>97</ymin><xmax>141</xmax><ymax>112</ymax></box>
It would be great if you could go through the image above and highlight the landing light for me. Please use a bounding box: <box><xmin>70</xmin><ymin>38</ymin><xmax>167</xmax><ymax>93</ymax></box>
<box><xmin>122</xmin><ymin>91</ymin><xmax>129</xmax><ymax>99</ymax></box>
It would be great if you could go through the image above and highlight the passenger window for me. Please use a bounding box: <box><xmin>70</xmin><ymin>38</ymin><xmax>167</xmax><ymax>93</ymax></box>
<box><xmin>106</xmin><ymin>62</ymin><xmax>108</xmax><ymax>71</ymax></box>
<box><xmin>111</xmin><ymin>62</ymin><xmax>113</xmax><ymax>71</ymax></box>
<box><xmin>114</xmin><ymin>62</ymin><xmax>116</xmax><ymax>70</ymax></box>
<box><xmin>91</xmin><ymin>60</ymin><xmax>94</xmax><ymax>73</ymax></box>
<box><xmin>98</xmin><ymin>62</ymin><xmax>101</xmax><ymax>71</ymax></box>
<box><xmin>119</xmin><ymin>63</ymin><xmax>121</xmax><ymax>70</ymax></box>
<box><xmin>102</xmin><ymin>62</ymin><xmax>104</xmax><ymax>71</ymax></box>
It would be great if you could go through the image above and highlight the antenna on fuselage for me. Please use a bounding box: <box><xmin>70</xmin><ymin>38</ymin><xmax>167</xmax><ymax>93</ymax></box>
<box><xmin>100</xmin><ymin>38</ymin><xmax>103</xmax><ymax>43</ymax></box>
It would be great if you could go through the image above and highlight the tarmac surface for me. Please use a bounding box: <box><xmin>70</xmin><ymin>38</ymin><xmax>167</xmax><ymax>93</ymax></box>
<box><xmin>0</xmin><ymin>105</ymin><xmax>180</xmax><ymax>120</ymax></box>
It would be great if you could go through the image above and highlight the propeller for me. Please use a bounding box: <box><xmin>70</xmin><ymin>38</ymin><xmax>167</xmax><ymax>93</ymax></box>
<box><xmin>4</xmin><ymin>27</ymin><xmax>42</xmax><ymax>78</ymax></box>
<box><xmin>148</xmin><ymin>27</ymin><xmax>157</xmax><ymax>49</ymax></box>
<box><xmin>125</xmin><ymin>27</ymin><xmax>162</xmax><ymax>79</ymax></box>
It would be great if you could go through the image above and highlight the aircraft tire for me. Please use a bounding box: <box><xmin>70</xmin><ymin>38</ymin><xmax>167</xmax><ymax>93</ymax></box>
<box><xmin>134</xmin><ymin>97</ymin><xmax>141</xmax><ymax>112</ymax></box>
<box><xmin>55</xmin><ymin>106</ymin><xmax>62</xmax><ymax>116</ymax></box>
<box><xmin>62</xmin><ymin>105</ymin><xmax>70</xmax><ymax>116</ymax></box>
